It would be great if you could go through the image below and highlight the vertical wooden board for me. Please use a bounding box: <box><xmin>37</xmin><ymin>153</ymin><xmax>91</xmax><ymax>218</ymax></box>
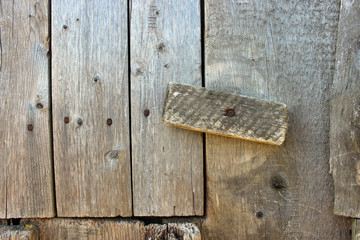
<box><xmin>131</xmin><ymin>0</ymin><xmax>203</xmax><ymax>216</ymax></box>
<box><xmin>0</xmin><ymin>0</ymin><xmax>54</xmax><ymax>218</ymax></box>
<box><xmin>353</xmin><ymin>219</ymin><xmax>360</xmax><ymax>240</ymax></box>
<box><xmin>52</xmin><ymin>0</ymin><xmax>131</xmax><ymax>216</ymax></box>
<box><xmin>21</xmin><ymin>219</ymin><xmax>145</xmax><ymax>240</ymax></box>
<box><xmin>330</xmin><ymin>0</ymin><xmax>360</xmax><ymax>218</ymax></box>
<box><xmin>203</xmin><ymin>0</ymin><xmax>351</xmax><ymax>239</ymax></box>
<box><xmin>0</xmin><ymin>225</ymin><xmax>39</xmax><ymax>240</ymax></box>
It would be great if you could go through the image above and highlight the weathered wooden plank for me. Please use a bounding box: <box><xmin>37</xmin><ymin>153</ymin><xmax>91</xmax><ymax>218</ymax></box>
<box><xmin>0</xmin><ymin>0</ymin><xmax>54</xmax><ymax>218</ymax></box>
<box><xmin>202</xmin><ymin>0</ymin><xmax>351</xmax><ymax>239</ymax></box>
<box><xmin>21</xmin><ymin>219</ymin><xmax>144</xmax><ymax>240</ymax></box>
<box><xmin>131</xmin><ymin>0</ymin><xmax>203</xmax><ymax>216</ymax></box>
<box><xmin>0</xmin><ymin>225</ymin><xmax>39</xmax><ymax>240</ymax></box>
<box><xmin>51</xmin><ymin>0</ymin><xmax>131</xmax><ymax>216</ymax></box>
<box><xmin>330</xmin><ymin>0</ymin><xmax>360</xmax><ymax>218</ymax></box>
<box><xmin>163</xmin><ymin>82</ymin><xmax>288</xmax><ymax>145</ymax></box>
<box><xmin>353</xmin><ymin>219</ymin><xmax>360</xmax><ymax>240</ymax></box>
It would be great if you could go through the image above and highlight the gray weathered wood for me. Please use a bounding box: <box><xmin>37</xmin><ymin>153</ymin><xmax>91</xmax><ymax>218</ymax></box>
<box><xmin>330</xmin><ymin>0</ymin><xmax>360</xmax><ymax>218</ymax></box>
<box><xmin>0</xmin><ymin>0</ymin><xmax>54</xmax><ymax>218</ymax></box>
<box><xmin>51</xmin><ymin>0</ymin><xmax>132</xmax><ymax>217</ymax></box>
<box><xmin>131</xmin><ymin>0</ymin><xmax>203</xmax><ymax>216</ymax></box>
<box><xmin>167</xmin><ymin>223</ymin><xmax>201</xmax><ymax>240</ymax></box>
<box><xmin>163</xmin><ymin>82</ymin><xmax>288</xmax><ymax>145</ymax></box>
<box><xmin>0</xmin><ymin>225</ymin><xmax>39</xmax><ymax>240</ymax></box>
<box><xmin>353</xmin><ymin>219</ymin><xmax>360</xmax><ymax>240</ymax></box>
<box><xmin>202</xmin><ymin>0</ymin><xmax>351</xmax><ymax>239</ymax></box>
<box><xmin>21</xmin><ymin>219</ymin><xmax>144</xmax><ymax>240</ymax></box>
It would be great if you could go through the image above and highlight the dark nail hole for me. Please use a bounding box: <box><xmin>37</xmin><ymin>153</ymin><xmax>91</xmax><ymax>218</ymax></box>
<box><xmin>76</xmin><ymin>18</ymin><xmax>80</xmax><ymax>21</ymax></box>
<box><xmin>27</xmin><ymin>124</ymin><xmax>34</xmax><ymax>131</ymax></box>
<box><xmin>64</xmin><ymin>117</ymin><xmax>70</xmax><ymax>124</ymax></box>
<box><xmin>164</xmin><ymin>64</ymin><xmax>169</xmax><ymax>68</ymax></box>
<box><xmin>156</xmin><ymin>11</ymin><xmax>160</xmax><ymax>15</ymax></box>
<box><xmin>36</xmin><ymin>103</ymin><xmax>44</xmax><ymax>109</ymax></box>
<box><xmin>144</xmin><ymin>109</ymin><xmax>150</xmax><ymax>117</ymax></box>
<box><xmin>77</xmin><ymin>118</ymin><xmax>83</xmax><ymax>126</ymax></box>
<box><xmin>271</xmin><ymin>175</ymin><xmax>287</xmax><ymax>190</ymax></box>
<box><xmin>224</xmin><ymin>108</ymin><xmax>235</xmax><ymax>117</ymax></box>
<box><xmin>256</xmin><ymin>211</ymin><xmax>264</xmax><ymax>219</ymax></box>
<box><xmin>158</xmin><ymin>43</ymin><xmax>165</xmax><ymax>52</ymax></box>
<box><xmin>93</xmin><ymin>75</ymin><xmax>100</xmax><ymax>82</ymax></box>
<box><xmin>107</xmin><ymin>118</ymin><xmax>112</xmax><ymax>126</ymax></box>
<box><xmin>63</xmin><ymin>25</ymin><xmax>68</xmax><ymax>30</ymax></box>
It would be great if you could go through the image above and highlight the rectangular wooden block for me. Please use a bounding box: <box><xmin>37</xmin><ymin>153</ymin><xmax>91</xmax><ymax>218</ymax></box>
<box><xmin>163</xmin><ymin>83</ymin><xmax>288</xmax><ymax>145</ymax></box>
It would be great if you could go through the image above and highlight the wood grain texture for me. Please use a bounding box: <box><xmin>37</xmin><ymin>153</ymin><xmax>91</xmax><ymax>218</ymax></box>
<box><xmin>0</xmin><ymin>225</ymin><xmax>39</xmax><ymax>240</ymax></box>
<box><xmin>330</xmin><ymin>0</ymin><xmax>360</xmax><ymax>218</ymax></box>
<box><xmin>131</xmin><ymin>0</ymin><xmax>203</xmax><ymax>216</ymax></box>
<box><xmin>0</xmin><ymin>0</ymin><xmax>54</xmax><ymax>218</ymax></box>
<box><xmin>353</xmin><ymin>219</ymin><xmax>360</xmax><ymax>240</ymax></box>
<box><xmin>163</xmin><ymin>82</ymin><xmax>288</xmax><ymax>145</ymax></box>
<box><xmin>202</xmin><ymin>0</ymin><xmax>351</xmax><ymax>239</ymax></box>
<box><xmin>21</xmin><ymin>219</ymin><xmax>144</xmax><ymax>240</ymax></box>
<box><xmin>51</xmin><ymin>0</ymin><xmax>131</xmax><ymax>217</ymax></box>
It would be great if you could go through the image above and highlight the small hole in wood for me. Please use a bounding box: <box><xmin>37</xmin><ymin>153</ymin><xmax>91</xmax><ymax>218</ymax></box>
<box><xmin>27</xmin><ymin>124</ymin><xmax>34</xmax><ymax>131</ymax></box>
<box><xmin>256</xmin><ymin>211</ymin><xmax>264</xmax><ymax>219</ymax></box>
<box><xmin>144</xmin><ymin>109</ymin><xmax>150</xmax><ymax>117</ymax></box>
<box><xmin>77</xmin><ymin>118</ymin><xmax>83</xmax><ymax>126</ymax></box>
<box><xmin>271</xmin><ymin>175</ymin><xmax>287</xmax><ymax>190</ymax></box>
<box><xmin>36</xmin><ymin>103</ymin><xmax>44</xmax><ymax>109</ymax></box>
<box><xmin>63</xmin><ymin>25</ymin><xmax>68</xmax><ymax>30</ymax></box>
<box><xmin>107</xmin><ymin>118</ymin><xmax>112</xmax><ymax>126</ymax></box>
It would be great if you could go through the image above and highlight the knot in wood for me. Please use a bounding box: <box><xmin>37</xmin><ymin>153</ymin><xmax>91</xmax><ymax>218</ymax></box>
<box><xmin>224</xmin><ymin>108</ymin><xmax>235</xmax><ymax>117</ymax></box>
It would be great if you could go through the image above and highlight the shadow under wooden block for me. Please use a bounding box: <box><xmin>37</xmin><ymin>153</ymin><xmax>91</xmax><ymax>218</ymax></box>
<box><xmin>163</xmin><ymin>82</ymin><xmax>288</xmax><ymax>145</ymax></box>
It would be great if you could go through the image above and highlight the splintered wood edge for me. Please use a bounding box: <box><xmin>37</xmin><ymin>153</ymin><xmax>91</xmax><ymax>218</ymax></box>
<box><xmin>162</xmin><ymin>82</ymin><xmax>288</xmax><ymax>146</ymax></box>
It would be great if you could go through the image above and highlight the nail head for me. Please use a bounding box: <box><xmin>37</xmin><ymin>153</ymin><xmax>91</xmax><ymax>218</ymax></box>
<box><xmin>107</xmin><ymin>118</ymin><xmax>112</xmax><ymax>126</ymax></box>
<box><xmin>144</xmin><ymin>109</ymin><xmax>150</xmax><ymax>117</ymax></box>
<box><xmin>27</xmin><ymin>124</ymin><xmax>34</xmax><ymax>131</ymax></box>
<box><xmin>224</xmin><ymin>108</ymin><xmax>235</xmax><ymax>117</ymax></box>
<box><xmin>77</xmin><ymin>118</ymin><xmax>83</xmax><ymax>126</ymax></box>
<box><xmin>64</xmin><ymin>117</ymin><xmax>70</xmax><ymax>124</ymax></box>
<box><xmin>36</xmin><ymin>103</ymin><xmax>44</xmax><ymax>109</ymax></box>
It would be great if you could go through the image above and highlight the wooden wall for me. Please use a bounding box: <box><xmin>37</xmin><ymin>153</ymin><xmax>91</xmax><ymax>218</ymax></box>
<box><xmin>0</xmin><ymin>0</ymin><xmax>357</xmax><ymax>239</ymax></box>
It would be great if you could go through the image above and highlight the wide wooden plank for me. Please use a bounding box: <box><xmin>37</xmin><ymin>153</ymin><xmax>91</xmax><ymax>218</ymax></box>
<box><xmin>52</xmin><ymin>0</ymin><xmax>131</xmax><ymax>217</ymax></box>
<box><xmin>131</xmin><ymin>0</ymin><xmax>203</xmax><ymax>216</ymax></box>
<box><xmin>0</xmin><ymin>225</ymin><xmax>38</xmax><ymax>240</ymax></box>
<box><xmin>202</xmin><ymin>0</ymin><xmax>351</xmax><ymax>239</ymax></box>
<box><xmin>163</xmin><ymin>82</ymin><xmax>288</xmax><ymax>145</ymax></box>
<box><xmin>330</xmin><ymin>0</ymin><xmax>360</xmax><ymax>218</ymax></box>
<box><xmin>0</xmin><ymin>0</ymin><xmax>54</xmax><ymax>218</ymax></box>
<box><xmin>21</xmin><ymin>219</ymin><xmax>144</xmax><ymax>240</ymax></box>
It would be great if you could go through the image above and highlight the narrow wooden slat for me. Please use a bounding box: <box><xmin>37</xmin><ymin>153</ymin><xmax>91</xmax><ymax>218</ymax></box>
<box><xmin>330</xmin><ymin>0</ymin><xmax>360</xmax><ymax>218</ymax></box>
<box><xmin>353</xmin><ymin>219</ymin><xmax>360</xmax><ymax>240</ymax></box>
<box><xmin>0</xmin><ymin>0</ymin><xmax>54</xmax><ymax>218</ymax></box>
<box><xmin>131</xmin><ymin>0</ymin><xmax>203</xmax><ymax>216</ymax></box>
<box><xmin>0</xmin><ymin>225</ymin><xmax>39</xmax><ymax>240</ymax></box>
<box><xmin>51</xmin><ymin>0</ymin><xmax>131</xmax><ymax>217</ymax></box>
<box><xmin>163</xmin><ymin>82</ymin><xmax>288</xmax><ymax>145</ymax></box>
<box><xmin>21</xmin><ymin>219</ymin><xmax>144</xmax><ymax>240</ymax></box>
<box><xmin>202</xmin><ymin>0</ymin><xmax>351</xmax><ymax>239</ymax></box>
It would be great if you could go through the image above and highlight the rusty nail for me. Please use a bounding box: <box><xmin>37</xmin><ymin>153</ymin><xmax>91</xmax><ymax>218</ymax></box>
<box><xmin>107</xmin><ymin>118</ymin><xmax>112</xmax><ymax>126</ymax></box>
<box><xmin>144</xmin><ymin>109</ymin><xmax>150</xmax><ymax>117</ymax></box>
<box><xmin>36</xmin><ymin>103</ymin><xmax>44</xmax><ymax>109</ymax></box>
<box><xmin>77</xmin><ymin>118</ymin><xmax>83</xmax><ymax>126</ymax></box>
<box><xmin>224</xmin><ymin>108</ymin><xmax>235</xmax><ymax>117</ymax></box>
<box><xmin>64</xmin><ymin>117</ymin><xmax>70</xmax><ymax>124</ymax></box>
<box><xmin>27</xmin><ymin>124</ymin><xmax>34</xmax><ymax>131</ymax></box>
<box><xmin>256</xmin><ymin>211</ymin><xmax>264</xmax><ymax>219</ymax></box>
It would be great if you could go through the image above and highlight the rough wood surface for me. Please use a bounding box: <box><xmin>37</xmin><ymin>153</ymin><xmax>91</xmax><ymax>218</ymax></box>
<box><xmin>163</xmin><ymin>82</ymin><xmax>288</xmax><ymax>145</ymax></box>
<box><xmin>131</xmin><ymin>0</ymin><xmax>203</xmax><ymax>216</ymax></box>
<box><xmin>202</xmin><ymin>0</ymin><xmax>351</xmax><ymax>239</ymax></box>
<box><xmin>353</xmin><ymin>219</ymin><xmax>360</xmax><ymax>240</ymax></box>
<box><xmin>0</xmin><ymin>0</ymin><xmax>54</xmax><ymax>218</ymax></box>
<box><xmin>0</xmin><ymin>225</ymin><xmax>39</xmax><ymax>240</ymax></box>
<box><xmin>21</xmin><ymin>219</ymin><xmax>144</xmax><ymax>240</ymax></box>
<box><xmin>51</xmin><ymin>0</ymin><xmax>132</xmax><ymax>217</ymax></box>
<box><xmin>330</xmin><ymin>0</ymin><xmax>360</xmax><ymax>218</ymax></box>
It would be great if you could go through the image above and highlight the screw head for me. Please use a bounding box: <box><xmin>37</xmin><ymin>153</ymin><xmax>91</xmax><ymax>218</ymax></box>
<box><xmin>224</xmin><ymin>108</ymin><xmax>235</xmax><ymax>117</ymax></box>
<box><xmin>27</xmin><ymin>124</ymin><xmax>34</xmax><ymax>131</ymax></box>
<box><xmin>64</xmin><ymin>117</ymin><xmax>70</xmax><ymax>124</ymax></box>
<box><xmin>106</xmin><ymin>118</ymin><xmax>112</xmax><ymax>126</ymax></box>
<box><xmin>144</xmin><ymin>109</ymin><xmax>150</xmax><ymax>117</ymax></box>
